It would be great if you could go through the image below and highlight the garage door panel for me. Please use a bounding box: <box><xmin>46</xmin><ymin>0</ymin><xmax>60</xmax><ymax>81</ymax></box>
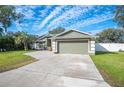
<box><xmin>59</xmin><ymin>41</ymin><xmax>88</xmax><ymax>54</ymax></box>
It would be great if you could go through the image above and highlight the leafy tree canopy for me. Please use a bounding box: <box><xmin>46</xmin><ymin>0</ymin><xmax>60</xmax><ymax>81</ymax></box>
<box><xmin>96</xmin><ymin>28</ymin><xmax>124</xmax><ymax>43</ymax></box>
<box><xmin>114</xmin><ymin>5</ymin><xmax>124</xmax><ymax>28</ymax></box>
<box><xmin>0</xmin><ymin>5</ymin><xmax>24</xmax><ymax>32</ymax></box>
<box><xmin>49</xmin><ymin>27</ymin><xmax>65</xmax><ymax>35</ymax></box>
<box><xmin>0</xmin><ymin>31</ymin><xmax>37</xmax><ymax>51</ymax></box>
<box><xmin>0</xmin><ymin>27</ymin><xmax>3</xmax><ymax>36</ymax></box>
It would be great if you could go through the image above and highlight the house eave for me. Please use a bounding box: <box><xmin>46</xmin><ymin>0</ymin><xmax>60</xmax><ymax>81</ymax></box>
<box><xmin>53</xmin><ymin>29</ymin><xmax>92</xmax><ymax>37</ymax></box>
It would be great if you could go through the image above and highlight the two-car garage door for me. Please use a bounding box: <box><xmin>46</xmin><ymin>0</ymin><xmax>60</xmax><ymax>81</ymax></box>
<box><xmin>58</xmin><ymin>41</ymin><xmax>88</xmax><ymax>54</ymax></box>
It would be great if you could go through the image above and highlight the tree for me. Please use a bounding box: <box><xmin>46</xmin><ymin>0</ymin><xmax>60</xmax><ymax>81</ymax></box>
<box><xmin>27</xmin><ymin>34</ymin><xmax>37</xmax><ymax>44</ymax></box>
<box><xmin>0</xmin><ymin>31</ymin><xmax>37</xmax><ymax>51</ymax></box>
<box><xmin>49</xmin><ymin>27</ymin><xmax>65</xmax><ymax>35</ymax></box>
<box><xmin>14</xmin><ymin>31</ymin><xmax>28</xmax><ymax>51</ymax></box>
<box><xmin>0</xmin><ymin>35</ymin><xmax>15</xmax><ymax>51</ymax></box>
<box><xmin>0</xmin><ymin>28</ymin><xmax>3</xmax><ymax>36</ymax></box>
<box><xmin>96</xmin><ymin>28</ymin><xmax>124</xmax><ymax>43</ymax></box>
<box><xmin>114</xmin><ymin>5</ymin><xmax>124</xmax><ymax>28</ymax></box>
<box><xmin>0</xmin><ymin>5</ymin><xmax>23</xmax><ymax>32</ymax></box>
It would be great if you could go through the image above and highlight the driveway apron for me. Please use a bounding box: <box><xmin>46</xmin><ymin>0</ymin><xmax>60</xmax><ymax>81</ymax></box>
<box><xmin>0</xmin><ymin>51</ymin><xmax>109</xmax><ymax>87</ymax></box>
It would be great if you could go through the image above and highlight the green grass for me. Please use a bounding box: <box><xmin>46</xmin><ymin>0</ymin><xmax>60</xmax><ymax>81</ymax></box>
<box><xmin>0</xmin><ymin>51</ymin><xmax>37</xmax><ymax>73</ymax></box>
<box><xmin>91</xmin><ymin>52</ymin><xmax>124</xmax><ymax>87</ymax></box>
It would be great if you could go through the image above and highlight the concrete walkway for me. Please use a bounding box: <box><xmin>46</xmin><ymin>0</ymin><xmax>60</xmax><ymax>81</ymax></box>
<box><xmin>0</xmin><ymin>51</ymin><xmax>109</xmax><ymax>87</ymax></box>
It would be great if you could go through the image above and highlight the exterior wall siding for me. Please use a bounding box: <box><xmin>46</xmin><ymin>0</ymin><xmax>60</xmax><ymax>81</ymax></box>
<box><xmin>52</xmin><ymin>41</ymin><xmax>55</xmax><ymax>52</ymax></box>
<box><xmin>52</xmin><ymin>40</ymin><xmax>58</xmax><ymax>52</ymax></box>
<box><xmin>57</xmin><ymin>31</ymin><xmax>91</xmax><ymax>39</ymax></box>
<box><xmin>88</xmin><ymin>41</ymin><xmax>95</xmax><ymax>55</ymax></box>
<box><xmin>51</xmin><ymin>30</ymin><xmax>95</xmax><ymax>54</ymax></box>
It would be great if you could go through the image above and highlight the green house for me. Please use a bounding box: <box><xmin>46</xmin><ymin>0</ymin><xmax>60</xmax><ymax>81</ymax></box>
<box><xmin>34</xmin><ymin>29</ymin><xmax>95</xmax><ymax>55</ymax></box>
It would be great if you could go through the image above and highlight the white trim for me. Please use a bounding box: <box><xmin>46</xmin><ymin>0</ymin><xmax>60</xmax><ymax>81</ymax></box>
<box><xmin>88</xmin><ymin>39</ymin><xmax>90</xmax><ymax>53</ymax></box>
<box><xmin>53</xmin><ymin>29</ymin><xmax>93</xmax><ymax>38</ymax></box>
<box><xmin>90</xmin><ymin>41</ymin><xmax>95</xmax><ymax>54</ymax></box>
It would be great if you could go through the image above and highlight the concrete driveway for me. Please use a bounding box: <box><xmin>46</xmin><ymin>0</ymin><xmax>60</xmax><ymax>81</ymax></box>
<box><xmin>0</xmin><ymin>51</ymin><xmax>109</xmax><ymax>87</ymax></box>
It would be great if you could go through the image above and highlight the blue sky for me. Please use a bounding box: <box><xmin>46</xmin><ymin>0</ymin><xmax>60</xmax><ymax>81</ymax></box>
<box><xmin>8</xmin><ymin>5</ymin><xmax>118</xmax><ymax>35</ymax></box>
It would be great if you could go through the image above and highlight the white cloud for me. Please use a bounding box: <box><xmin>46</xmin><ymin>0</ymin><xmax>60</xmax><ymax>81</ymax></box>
<box><xmin>16</xmin><ymin>5</ymin><xmax>35</xmax><ymax>19</ymax></box>
<box><xmin>66</xmin><ymin>13</ymin><xmax>114</xmax><ymax>29</ymax></box>
<box><xmin>27</xmin><ymin>5</ymin><xmax>40</xmax><ymax>10</ymax></box>
<box><xmin>47</xmin><ymin>6</ymin><xmax>94</xmax><ymax>30</ymax></box>
<box><xmin>39</xmin><ymin>6</ymin><xmax>52</xmax><ymax>18</ymax></box>
<box><xmin>15</xmin><ymin>5</ymin><xmax>38</xmax><ymax>31</ymax></box>
<box><xmin>38</xmin><ymin>5</ymin><xmax>66</xmax><ymax>30</ymax></box>
<box><xmin>14</xmin><ymin>5</ymin><xmax>115</xmax><ymax>34</ymax></box>
<box><xmin>32</xmin><ymin>22</ymin><xmax>40</xmax><ymax>31</ymax></box>
<box><xmin>15</xmin><ymin>22</ymin><xmax>30</xmax><ymax>31</ymax></box>
<box><xmin>15</xmin><ymin>21</ymin><xmax>22</xmax><ymax>31</ymax></box>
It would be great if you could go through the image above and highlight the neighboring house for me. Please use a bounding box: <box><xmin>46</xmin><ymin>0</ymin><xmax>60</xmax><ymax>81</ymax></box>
<box><xmin>34</xmin><ymin>29</ymin><xmax>95</xmax><ymax>55</ymax></box>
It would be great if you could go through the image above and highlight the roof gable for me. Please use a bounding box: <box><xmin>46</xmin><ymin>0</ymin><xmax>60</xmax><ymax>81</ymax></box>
<box><xmin>36</xmin><ymin>33</ymin><xmax>53</xmax><ymax>41</ymax></box>
<box><xmin>54</xmin><ymin>30</ymin><xmax>93</xmax><ymax>39</ymax></box>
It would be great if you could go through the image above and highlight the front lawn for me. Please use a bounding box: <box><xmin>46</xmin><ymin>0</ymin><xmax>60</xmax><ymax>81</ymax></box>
<box><xmin>0</xmin><ymin>51</ymin><xmax>36</xmax><ymax>73</ymax></box>
<box><xmin>91</xmin><ymin>52</ymin><xmax>124</xmax><ymax>87</ymax></box>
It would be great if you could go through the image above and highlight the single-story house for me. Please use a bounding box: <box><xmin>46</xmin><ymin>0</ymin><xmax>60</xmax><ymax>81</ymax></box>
<box><xmin>34</xmin><ymin>29</ymin><xmax>95</xmax><ymax>55</ymax></box>
<box><xmin>33</xmin><ymin>33</ymin><xmax>53</xmax><ymax>50</ymax></box>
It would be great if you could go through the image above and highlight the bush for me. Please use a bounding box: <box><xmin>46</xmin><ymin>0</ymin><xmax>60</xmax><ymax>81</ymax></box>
<box><xmin>0</xmin><ymin>32</ymin><xmax>37</xmax><ymax>51</ymax></box>
<box><xmin>0</xmin><ymin>36</ymin><xmax>15</xmax><ymax>51</ymax></box>
<box><xmin>119</xmin><ymin>49</ymin><xmax>124</xmax><ymax>52</ymax></box>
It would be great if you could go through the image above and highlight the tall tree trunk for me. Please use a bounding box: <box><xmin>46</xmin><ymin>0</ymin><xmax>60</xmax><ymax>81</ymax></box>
<box><xmin>24</xmin><ymin>42</ymin><xmax>28</xmax><ymax>51</ymax></box>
